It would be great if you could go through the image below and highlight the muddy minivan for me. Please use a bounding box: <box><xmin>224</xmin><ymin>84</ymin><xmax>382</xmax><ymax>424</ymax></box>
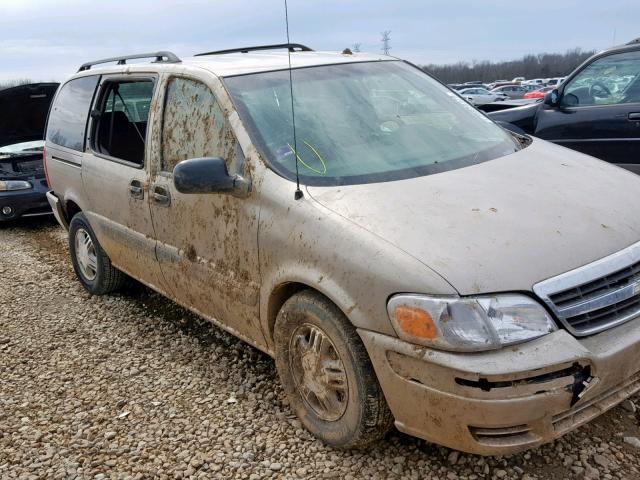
<box><xmin>46</xmin><ymin>46</ymin><xmax>640</xmax><ymax>455</ymax></box>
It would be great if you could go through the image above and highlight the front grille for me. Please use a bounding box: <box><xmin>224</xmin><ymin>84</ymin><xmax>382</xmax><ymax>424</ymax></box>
<box><xmin>534</xmin><ymin>242</ymin><xmax>640</xmax><ymax>336</ymax></box>
<box><xmin>549</xmin><ymin>260</ymin><xmax>640</xmax><ymax>307</ymax></box>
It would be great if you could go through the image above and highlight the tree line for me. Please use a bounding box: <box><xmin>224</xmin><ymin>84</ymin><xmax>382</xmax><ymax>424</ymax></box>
<box><xmin>422</xmin><ymin>48</ymin><xmax>596</xmax><ymax>84</ymax></box>
<box><xmin>0</xmin><ymin>78</ymin><xmax>34</xmax><ymax>90</ymax></box>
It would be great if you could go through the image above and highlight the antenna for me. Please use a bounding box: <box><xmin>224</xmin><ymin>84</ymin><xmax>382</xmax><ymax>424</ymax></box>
<box><xmin>284</xmin><ymin>0</ymin><xmax>303</xmax><ymax>200</ymax></box>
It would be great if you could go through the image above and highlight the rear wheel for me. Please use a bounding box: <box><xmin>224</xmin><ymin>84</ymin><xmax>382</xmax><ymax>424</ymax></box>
<box><xmin>274</xmin><ymin>290</ymin><xmax>393</xmax><ymax>448</ymax></box>
<box><xmin>69</xmin><ymin>213</ymin><xmax>126</xmax><ymax>295</ymax></box>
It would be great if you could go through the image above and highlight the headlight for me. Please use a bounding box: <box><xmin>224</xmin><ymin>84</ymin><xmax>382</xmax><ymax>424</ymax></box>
<box><xmin>0</xmin><ymin>180</ymin><xmax>32</xmax><ymax>191</ymax></box>
<box><xmin>387</xmin><ymin>294</ymin><xmax>557</xmax><ymax>352</ymax></box>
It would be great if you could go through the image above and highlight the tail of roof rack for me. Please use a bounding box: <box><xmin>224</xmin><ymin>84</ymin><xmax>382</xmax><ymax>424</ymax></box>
<box><xmin>195</xmin><ymin>43</ymin><xmax>313</xmax><ymax>57</ymax></box>
<box><xmin>78</xmin><ymin>51</ymin><xmax>181</xmax><ymax>72</ymax></box>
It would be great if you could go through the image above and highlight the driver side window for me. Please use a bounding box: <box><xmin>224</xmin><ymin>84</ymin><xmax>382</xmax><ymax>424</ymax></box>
<box><xmin>562</xmin><ymin>50</ymin><xmax>640</xmax><ymax>107</ymax></box>
<box><xmin>161</xmin><ymin>77</ymin><xmax>245</xmax><ymax>175</ymax></box>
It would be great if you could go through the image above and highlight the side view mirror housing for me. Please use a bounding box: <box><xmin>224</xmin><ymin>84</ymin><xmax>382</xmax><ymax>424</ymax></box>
<box><xmin>544</xmin><ymin>88</ymin><xmax>560</xmax><ymax>107</ymax></box>
<box><xmin>173</xmin><ymin>157</ymin><xmax>250</xmax><ymax>197</ymax></box>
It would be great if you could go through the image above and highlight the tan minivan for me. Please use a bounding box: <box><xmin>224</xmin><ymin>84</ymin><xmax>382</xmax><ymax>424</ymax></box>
<box><xmin>46</xmin><ymin>46</ymin><xmax>640</xmax><ymax>455</ymax></box>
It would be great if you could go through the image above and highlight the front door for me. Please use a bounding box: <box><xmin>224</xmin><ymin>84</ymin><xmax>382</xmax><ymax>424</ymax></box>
<box><xmin>148</xmin><ymin>74</ymin><xmax>264</xmax><ymax>346</ymax></box>
<box><xmin>82</xmin><ymin>75</ymin><xmax>165</xmax><ymax>290</ymax></box>
<box><xmin>536</xmin><ymin>49</ymin><xmax>640</xmax><ymax>170</ymax></box>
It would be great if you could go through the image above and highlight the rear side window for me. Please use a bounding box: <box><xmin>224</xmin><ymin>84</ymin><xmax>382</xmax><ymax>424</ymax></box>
<box><xmin>46</xmin><ymin>76</ymin><xmax>99</xmax><ymax>151</ymax></box>
<box><xmin>93</xmin><ymin>80</ymin><xmax>154</xmax><ymax>166</ymax></box>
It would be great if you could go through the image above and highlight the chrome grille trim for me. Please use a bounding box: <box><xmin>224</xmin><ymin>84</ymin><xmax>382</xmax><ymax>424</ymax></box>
<box><xmin>534</xmin><ymin>240</ymin><xmax>640</xmax><ymax>336</ymax></box>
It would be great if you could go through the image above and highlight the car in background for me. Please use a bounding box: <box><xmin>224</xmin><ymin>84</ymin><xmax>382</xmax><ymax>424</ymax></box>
<box><xmin>546</xmin><ymin>77</ymin><xmax>565</xmax><ymax>87</ymax></box>
<box><xmin>491</xmin><ymin>84</ymin><xmax>527</xmax><ymax>99</ymax></box>
<box><xmin>512</xmin><ymin>76</ymin><xmax>525</xmax><ymax>83</ymax></box>
<box><xmin>522</xmin><ymin>83</ymin><xmax>543</xmax><ymax>92</ymax></box>
<box><xmin>461</xmin><ymin>82</ymin><xmax>490</xmax><ymax>90</ymax></box>
<box><xmin>458</xmin><ymin>87</ymin><xmax>508</xmax><ymax>105</ymax></box>
<box><xmin>523</xmin><ymin>78</ymin><xmax>545</xmax><ymax>87</ymax></box>
<box><xmin>490</xmin><ymin>38</ymin><xmax>640</xmax><ymax>170</ymax></box>
<box><xmin>523</xmin><ymin>86</ymin><xmax>555</xmax><ymax>99</ymax></box>
<box><xmin>487</xmin><ymin>81</ymin><xmax>519</xmax><ymax>90</ymax></box>
<box><xmin>0</xmin><ymin>82</ymin><xmax>59</xmax><ymax>222</ymax></box>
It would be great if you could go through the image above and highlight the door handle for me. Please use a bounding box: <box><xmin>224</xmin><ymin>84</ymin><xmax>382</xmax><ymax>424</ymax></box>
<box><xmin>629</xmin><ymin>113</ymin><xmax>640</xmax><ymax>121</ymax></box>
<box><xmin>151</xmin><ymin>185</ymin><xmax>171</xmax><ymax>206</ymax></box>
<box><xmin>129</xmin><ymin>180</ymin><xmax>144</xmax><ymax>200</ymax></box>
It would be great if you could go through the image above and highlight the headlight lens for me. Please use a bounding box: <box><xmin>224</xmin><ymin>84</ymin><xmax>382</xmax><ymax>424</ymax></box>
<box><xmin>0</xmin><ymin>180</ymin><xmax>32</xmax><ymax>191</ymax></box>
<box><xmin>387</xmin><ymin>294</ymin><xmax>557</xmax><ymax>352</ymax></box>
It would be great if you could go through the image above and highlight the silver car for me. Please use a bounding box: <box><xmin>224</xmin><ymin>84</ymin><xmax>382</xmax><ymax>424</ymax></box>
<box><xmin>491</xmin><ymin>84</ymin><xmax>528</xmax><ymax>99</ymax></box>
<box><xmin>45</xmin><ymin>46</ymin><xmax>640</xmax><ymax>455</ymax></box>
<box><xmin>458</xmin><ymin>87</ymin><xmax>508</xmax><ymax>105</ymax></box>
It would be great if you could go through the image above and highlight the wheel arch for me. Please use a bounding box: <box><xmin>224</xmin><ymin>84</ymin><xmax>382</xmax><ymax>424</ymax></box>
<box><xmin>264</xmin><ymin>280</ymin><xmax>350</xmax><ymax>350</ymax></box>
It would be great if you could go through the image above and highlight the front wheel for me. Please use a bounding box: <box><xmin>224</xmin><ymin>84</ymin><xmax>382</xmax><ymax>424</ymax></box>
<box><xmin>274</xmin><ymin>290</ymin><xmax>393</xmax><ymax>448</ymax></box>
<box><xmin>68</xmin><ymin>213</ymin><xmax>126</xmax><ymax>295</ymax></box>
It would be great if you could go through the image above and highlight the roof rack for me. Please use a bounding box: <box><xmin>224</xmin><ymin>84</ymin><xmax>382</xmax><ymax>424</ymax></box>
<box><xmin>78</xmin><ymin>51</ymin><xmax>181</xmax><ymax>72</ymax></box>
<box><xmin>195</xmin><ymin>43</ymin><xmax>313</xmax><ymax>57</ymax></box>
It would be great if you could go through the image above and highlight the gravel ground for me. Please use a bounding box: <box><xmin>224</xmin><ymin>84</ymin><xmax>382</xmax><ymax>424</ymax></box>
<box><xmin>1</xmin><ymin>217</ymin><xmax>639</xmax><ymax>480</ymax></box>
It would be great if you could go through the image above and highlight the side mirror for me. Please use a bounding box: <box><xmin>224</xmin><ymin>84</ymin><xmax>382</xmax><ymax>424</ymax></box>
<box><xmin>173</xmin><ymin>157</ymin><xmax>250</xmax><ymax>197</ymax></box>
<box><xmin>544</xmin><ymin>89</ymin><xmax>560</xmax><ymax>107</ymax></box>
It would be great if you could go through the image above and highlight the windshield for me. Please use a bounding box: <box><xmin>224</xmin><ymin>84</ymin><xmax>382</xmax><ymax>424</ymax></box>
<box><xmin>225</xmin><ymin>61</ymin><xmax>520</xmax><ymax>186</ymax></box>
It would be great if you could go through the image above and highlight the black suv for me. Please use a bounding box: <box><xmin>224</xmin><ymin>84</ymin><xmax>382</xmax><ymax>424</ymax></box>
<box><xmin>490</xmin><ymin>38</ymin><xmax>640</xmax><ymax>172</ymax></box>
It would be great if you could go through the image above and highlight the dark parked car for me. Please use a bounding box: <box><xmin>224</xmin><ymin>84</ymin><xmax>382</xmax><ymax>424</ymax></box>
<box><xmin>0</xmin><ymin>82</ymin><xmax>58</xmax><ymax>221</ymax></box>
<box><xmin>490</xmin><ymin>39</ymin><xmax>640</xmax><ymax>171</ymax></box>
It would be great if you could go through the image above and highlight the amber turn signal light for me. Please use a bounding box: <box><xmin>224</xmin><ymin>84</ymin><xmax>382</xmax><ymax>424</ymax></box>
<box><xmin>394</xmin><ymin>305</ymin><xmax>438</xmax><ymax>339</ymax></box>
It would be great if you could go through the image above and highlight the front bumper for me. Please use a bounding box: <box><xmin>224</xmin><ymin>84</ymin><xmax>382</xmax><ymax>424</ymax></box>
<box><xmin>0</xmin><ymin>178</ymin><xmax>51</xmax><ymax>221</ymax></box>
<box><xmin>358</xmin><ymin>316</ymin><xmax>640</xmax><ymax>455</ymax></box>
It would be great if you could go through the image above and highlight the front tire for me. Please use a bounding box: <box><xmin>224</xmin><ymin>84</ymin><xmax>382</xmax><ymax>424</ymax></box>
<box><xmin>68</xmin><ymin>213</ymin><xmax>126</xmax><ymax>295</ymax></box>
<box><xmin>274</xmin><ymin>290</ymin><xmax>393</xmax><ymax>448</ymax></box>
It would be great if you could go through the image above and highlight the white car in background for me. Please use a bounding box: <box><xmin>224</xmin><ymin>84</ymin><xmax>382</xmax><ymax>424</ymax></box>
<box><xmin>457</xmin><ymin>87</ymin><xmax>508</xmax><ymax>105</ymax></box>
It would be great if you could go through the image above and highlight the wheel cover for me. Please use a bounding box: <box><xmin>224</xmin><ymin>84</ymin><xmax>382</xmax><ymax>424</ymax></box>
<box><xmin>74</xmin><ymin>228</ymin><xmax>97</xmax><ymax>281</ymax></box>
<box><xmin>289</xmin><ymin>323</ymin><xmax>349</xmax><ymax>421</ymax></box>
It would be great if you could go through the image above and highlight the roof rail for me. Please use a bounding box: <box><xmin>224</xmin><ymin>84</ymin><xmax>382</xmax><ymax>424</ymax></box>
<box><xmin>627</xmin><ymin>37</ymin><xmax>640</xmax><ymax>45</ymax></box>
<box><xmin>78</xmin><ymin>51</ymin><xmax>181</xmax><ymax>72</ymax></box>
<box><xmin>195</xmin><ymin>43</ymin><xmax>313</xmax><ymax>57</ymax></box>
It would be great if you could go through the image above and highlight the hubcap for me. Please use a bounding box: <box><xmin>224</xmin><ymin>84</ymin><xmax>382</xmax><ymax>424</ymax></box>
<box><xmin>289</xmin><ymin>323</ymin><xmax>348</xmax><ymax>421</ymax></box>
<box><xmin>74</xmin><ymin>228</ymin><xmax>97</xmax><ymax>281</ymax></box>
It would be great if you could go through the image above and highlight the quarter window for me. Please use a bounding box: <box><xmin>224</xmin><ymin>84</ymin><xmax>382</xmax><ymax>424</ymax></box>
<box><xmin>93</xmin><ymin>80</ymin><xmax>154</xmax><ymax>166</ymax></box>
<box><xmin>46</xmin><ymin>75</ymin><xmax>99</xmax><ymax>151</ymax></box>
<box><xmin>161</xmin><ymin>77</ymin><xmax>244</xmax><ymax>174</ymax></box>
<box><xmin>562</xmin><ymin>50</ymin><xmax>640</xmax><ymax>107</ymax></box>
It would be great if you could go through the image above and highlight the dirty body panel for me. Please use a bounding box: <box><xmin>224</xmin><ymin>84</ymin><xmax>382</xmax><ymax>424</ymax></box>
<box><xmin>147</xmin><ymin>70</ymin><xmax>266</xmax><ymax>347</ymax></box>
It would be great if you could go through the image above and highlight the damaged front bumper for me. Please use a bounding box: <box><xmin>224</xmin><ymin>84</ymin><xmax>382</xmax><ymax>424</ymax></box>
<box><xmin>358</xmin><ymin>316</ymin><xmax>640</xmax><ymax>455</ymax></box>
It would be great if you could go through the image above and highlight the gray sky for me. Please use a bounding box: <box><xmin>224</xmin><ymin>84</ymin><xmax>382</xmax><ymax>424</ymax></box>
<box><xmin>1</xmin><ymin>0</ymin><xmax>638</xmax><ymax>82</ymax></box>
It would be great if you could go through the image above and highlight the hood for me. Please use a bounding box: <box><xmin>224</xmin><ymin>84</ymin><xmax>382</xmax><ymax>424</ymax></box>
<box><xmin>307</xmin><ymin>139</ymin><xmax>640</xmax><ymax>295</ymax></box>
<box><xmin>0</xmin><ymin>83</ymin><xmax>59</xmax><ymax>148</ymax></box>
<box><xmin>486</xmin><ymin>100</ymin><xmax>541</xmax><ymax>130</ymax></box>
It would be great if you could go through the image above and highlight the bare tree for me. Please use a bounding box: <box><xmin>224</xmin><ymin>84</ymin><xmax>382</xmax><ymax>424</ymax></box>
<box><xmin>352</xmin><ymin>43</ymin><xmax>362</xmax><ymax>53</ymax></box>
<box><xmin>380</xmin><ymin>31</ymin><xmax>391</xmax><ymax>55</ymax></box>
<box><xmin>0</xmin><ymin>78</ymin><xmax>34</xmax><ymax>90</ymax></box>
<box><xmin>422</xmin><ymin>48</ymin><xmax>595</xmax><ymax>84</ymax></box>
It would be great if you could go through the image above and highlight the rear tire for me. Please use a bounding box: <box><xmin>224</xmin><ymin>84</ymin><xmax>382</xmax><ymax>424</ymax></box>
<box><xmin>68</xmin><ymin>213</ymin><xmax>126</xmax><ymax>295</ymax></box>
<box><xmin>274</xmin><ymin>290</ymin><xmax>393</xmax><ymax>448</ymax></box>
